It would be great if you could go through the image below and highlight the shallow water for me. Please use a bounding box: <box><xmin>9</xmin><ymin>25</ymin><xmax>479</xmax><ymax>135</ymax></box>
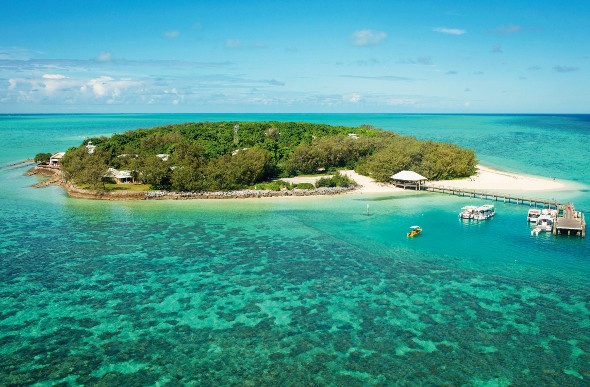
<box><xmin>1</xmin><ymin>114</ymin><xmax>589</xmax><ymax>385</ymax></box>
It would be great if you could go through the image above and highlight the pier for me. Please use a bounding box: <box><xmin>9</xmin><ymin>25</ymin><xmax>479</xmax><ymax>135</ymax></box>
<box><xmin>421</xmin><ymin>184</ymin><xmax>586</xmax><ymax>238</ymax></box>
<box><xmin>553</xmin><ymin>203</ymin><xmax>586</xmax><ymax>238</ymax></box>
<box><xmin>422</xmin><ymin>184</ymin><xmax>562</xmax><ymax>209</ymax></box>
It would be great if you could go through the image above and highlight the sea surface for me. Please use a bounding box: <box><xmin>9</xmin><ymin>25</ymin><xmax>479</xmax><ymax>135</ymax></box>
<box><xmin>0</xmin><ymin>114</ymin><xmax>589</xmax><ymax>385</ymax></box>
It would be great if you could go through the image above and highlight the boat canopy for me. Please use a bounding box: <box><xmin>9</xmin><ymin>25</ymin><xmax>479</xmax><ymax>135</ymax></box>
<box><xmin>410</xmin><ymin>225</ymin><xmax>421</xmax><ymax>229</ymax></box>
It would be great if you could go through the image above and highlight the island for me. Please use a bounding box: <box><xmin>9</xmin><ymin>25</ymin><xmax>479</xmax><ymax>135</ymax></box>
<box><xmin>31</xmin><ymin>121</ymin><xmax>477</xmax><ymax>199</ymax></box>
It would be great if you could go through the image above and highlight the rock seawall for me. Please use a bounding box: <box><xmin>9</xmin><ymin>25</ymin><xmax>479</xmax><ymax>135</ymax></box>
<box><xmin>143</xmin><ymin>186</ymin><xmax>357</xmax><ymax>200</ymax></box>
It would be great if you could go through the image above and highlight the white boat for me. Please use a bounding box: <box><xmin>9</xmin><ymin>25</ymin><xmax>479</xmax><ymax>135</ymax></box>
<box><xmin>536</xmin><ymin>214</ymin><xmax>554</xmax><ymax>231</ymax></box>
<box><xmin>541</xmin><ymin>208</ymin><xmax>558</xmax><ymax>218</ymax></box>
<box><xmin>473</xmin><ymin>205</ymin><xmax>495</xmax><ymax>221</ymax></box>
<box><xmin>531</xmin><ymin>214</ymin><xmax>555</xmax><ymax>235</ymax></box>
<box><xmin>527</xmin><ymin>209</ymin><xmax>541</xmax><ymax>222</ymax></box>
<box><xmin>459</xmin><ymin>205</ymin><xmax>478</xmax><ymax>219</ymax></box>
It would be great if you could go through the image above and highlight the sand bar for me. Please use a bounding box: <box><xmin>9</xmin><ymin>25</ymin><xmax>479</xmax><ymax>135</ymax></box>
<box><xmin>285</xmin><ymin>165</ymin><xmax>572</xmax><ymax>195</ymax></box>
<box><xmin>425</xmin><ymin>165</ymin><xmax>568</xmax><ymax>193</ymax></box>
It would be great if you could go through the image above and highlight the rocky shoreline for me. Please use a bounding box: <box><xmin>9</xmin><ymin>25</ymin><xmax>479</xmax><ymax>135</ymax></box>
<box><xmin>27</xmin><ymin>165</ymin><xmax>357</xmax><ymax>200</ymax></box>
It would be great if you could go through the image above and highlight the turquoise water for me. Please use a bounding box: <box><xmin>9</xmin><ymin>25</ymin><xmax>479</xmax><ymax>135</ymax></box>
<box><xmin>1</xmin><ymin>114</ymin><xmax>589</xmax><ymax>385</ymax></box>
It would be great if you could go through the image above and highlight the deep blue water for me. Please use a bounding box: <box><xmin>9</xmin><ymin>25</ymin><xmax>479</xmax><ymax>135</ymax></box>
<box><xmin>0</xmin><ymin>114</ymin><xmax>589</xmax><ymax>385</ymax></box>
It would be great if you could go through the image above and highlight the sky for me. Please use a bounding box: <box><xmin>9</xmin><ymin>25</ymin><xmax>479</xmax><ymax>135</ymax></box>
<box><xmin>1</xmin><ymin>0</ymin><xmax>589</xmax><ymax>114</ymax></box>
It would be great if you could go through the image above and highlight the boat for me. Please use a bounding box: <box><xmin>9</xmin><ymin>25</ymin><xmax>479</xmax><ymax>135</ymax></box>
<box><xmin>459</xmin><ymin>206</ymin><xmax>478</xmax><ymax>219</ymax></box>
<box><xmin>407</xmin><ymin>226</ymin><xmax>422</xmax><ymax>237</ymax></box>
<box><xmin>527</xmin><ymin>209</ymin><xmax>541</xmax><ymax>222</ymax></box>
<box><xmin>472</xmin><ymin>205</ymin><xmax>495</xmax><ymax>221</ymax></box>
<box><xmin>541</xmin><ymin>208</ymin><xmax>558</xmax><ymax>218</ymax></box>
<box><xmin>531</xmin><ymin>214</ymin><xmax>554</xmax><ymax>235</ymax></box>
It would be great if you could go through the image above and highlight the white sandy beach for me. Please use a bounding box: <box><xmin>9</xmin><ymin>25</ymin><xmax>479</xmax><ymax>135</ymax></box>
<box><xmin>284</xmin><ymin>165</ymin><xmax>569</xmax><ymax>195</ymax></box>
<box><xmin>425</xmin><ymin>165</ymin><xmax>567</xmax><ymax>192</ymax></box>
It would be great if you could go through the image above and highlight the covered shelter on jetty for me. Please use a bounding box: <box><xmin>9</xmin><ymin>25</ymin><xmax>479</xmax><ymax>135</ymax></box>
<box><xmin>391</xmin><ymin>170</ymin><xmax>428</xmax><ymax>190</ymax></box>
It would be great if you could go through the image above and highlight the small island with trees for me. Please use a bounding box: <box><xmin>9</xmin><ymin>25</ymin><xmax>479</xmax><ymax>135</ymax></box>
<box><xmin>32</xmin><ymin>121</ymin><xmax>477</xmax><ymax>199</ymax></box>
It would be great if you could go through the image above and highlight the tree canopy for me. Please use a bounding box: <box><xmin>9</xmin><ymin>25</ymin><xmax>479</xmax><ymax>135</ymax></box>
<box><xmin>58</xmin><ymin>121</ymin><xmax>477</xmax><ymax>191</ymax></box>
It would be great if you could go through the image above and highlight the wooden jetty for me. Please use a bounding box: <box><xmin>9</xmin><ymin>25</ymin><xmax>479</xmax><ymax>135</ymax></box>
<box><xmin>422</xmin><ymin>184</ymin><xmax>562</xmax><ymax>209</ymax></box>
<box><xmin>422</xmin><ymin>185</ymin><xmax>586</xmax><ymax>238</ymax></box>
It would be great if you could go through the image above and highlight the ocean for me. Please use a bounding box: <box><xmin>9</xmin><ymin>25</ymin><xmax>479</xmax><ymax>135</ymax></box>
<box><xmin>1</xmin><ymin>114</ymin><xmax>589</xmax><ymax>385</ymax></box>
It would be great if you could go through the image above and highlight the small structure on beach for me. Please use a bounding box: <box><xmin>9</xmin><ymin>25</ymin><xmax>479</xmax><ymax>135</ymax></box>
<box><xmin>48</xmin><ymin>152</ymin><xmax>65</xmax><ymax>168</ymax></box>
<box><xmin>391</xmin><ymin>170</ymin><xmax>428</xmax><ymax>190</ymax></box>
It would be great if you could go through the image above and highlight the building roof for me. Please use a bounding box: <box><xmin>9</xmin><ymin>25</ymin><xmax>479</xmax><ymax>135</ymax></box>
<box><xmin>104</xmin><ymin>168</ymin><xmax>132</xmax><ymax>179</ymax></box>
<box><xmin>391</xmin><ymin>170</ymin><xmax>427</xmax><ymax>181</ymax></box>
<box><xmin>50</xmin><ymin>152</ymin><xmax>65</xmax><ymax>159</ymax></box>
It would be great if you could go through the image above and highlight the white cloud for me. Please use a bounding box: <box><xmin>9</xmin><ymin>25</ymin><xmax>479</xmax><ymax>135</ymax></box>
<box><xmin>163</xmin><ymin>30</ymin><xmax>180</xmax><ymax>39</ymax></box>
<box><xmin>434</xmin><ymin>27</ymin><xmax>466</xmax><ymax>35</ymax></box>
<box><xmin>42</xmin><ymin>77</ymin><xmax>72</xmax><ymax>94</ymax></box>
<box><xmin>43</xmin><ymin>74</ymin><xmax>67</xmax><ymax>79</ymax></box>
<box><xmin>84</xmin><ymin>76</ymin><xmax>114</xmax><ymax>97</ymax></box>
<box><xmin>96</xmin><ymin>51</ymin><xmax>112</xmax><ymax>62</ymax></box>
<box><xmin>346</xmin><ymin>93</ymin><xmax>362</xmax><ymax>103</ymax></box>
<box><xmin>225</xmin><ymin>39</ymin><xmax>242</xmax><ymax>49</ymax></box>
<box><xmin>351</xmin><ymin>30</ymin><xmax>387</xmax><ymax>46</ymax></box>
<box><xmin>81</xmin><ymin>76</ymin><xmax>142</xmax><ymax>99</ymax></box>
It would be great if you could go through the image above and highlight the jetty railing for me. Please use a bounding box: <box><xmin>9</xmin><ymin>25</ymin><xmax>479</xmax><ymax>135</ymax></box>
<box><xmin>421</xmin><ymin>183</ymin><xmax>563</xmax><ymax>209</ymax></box>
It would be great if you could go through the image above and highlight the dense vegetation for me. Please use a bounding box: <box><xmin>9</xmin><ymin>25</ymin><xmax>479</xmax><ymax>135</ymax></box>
<box><xmin>56</xmin><ymin>121</ymin><xmax>477</xmax><ymax>191</ymax></box>
<box><xmin>34</xmin><ymin>152</ymin><xmax>52</xmax><ymax>164</ymax></box>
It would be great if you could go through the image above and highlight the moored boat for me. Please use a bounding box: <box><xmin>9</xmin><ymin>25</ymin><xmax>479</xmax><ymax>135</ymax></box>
<box><xmin>473</xmin><ymin>205</ymin><xmax>495</xmax><ymax>221</ymax></box>
<box><xmin>459</xmin><ymin>205</ymin><xmax>478</xmax><ymax>219</ymax></box>
<box><xmin>527</xmin><ymin>209</ymin><xmax>541</xmax><ymax>222</ymax></box>
<box><xmin>541</xmin><ymin>208</ymin><xmax>558</xmax><ymax>218</ymax></box>
<box><xmin>531</xmin><ymin>214</ymin><xmax>554</xmax><ymax>235</ymax></box>
<box><xmin>407</xmin><ymin>226</ymin><xmax>422</xmax><ymax>237</ymax></box>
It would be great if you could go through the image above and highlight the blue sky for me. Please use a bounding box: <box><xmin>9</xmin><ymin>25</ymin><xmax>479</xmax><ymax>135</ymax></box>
<box><xmin>1</xmin><ymin>0</ymin><xmax>589</xmax><ymax>113</ymax></box>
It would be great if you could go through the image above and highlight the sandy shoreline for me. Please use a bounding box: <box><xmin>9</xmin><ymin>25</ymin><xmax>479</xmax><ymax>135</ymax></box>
<box><xmin>426</xmin><ymin>165</ymin><xmax>567</xmax><ymax>193</ymax></box>
<box><xmin>29</xmin><ymin>164</ymin><xmax>573</xmax><ymax>200</ymax></box>
<box><xmin>285</xmin><ymin>165</ymin><xmax>570</xmax><ymax>195</ymax></box>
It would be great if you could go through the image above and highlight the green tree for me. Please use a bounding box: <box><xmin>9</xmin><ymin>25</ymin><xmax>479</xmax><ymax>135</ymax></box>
<box><xmin>285</xmin><ymin>144</ymin><xmax>323</xmax><ymax>175</ymax></box>
<box><xmin>34</xmin><ymin>152</ymin><xmax>53</xmax><ymax>164</ymax></box>
<box><xmin>315</xmin><ymin>171</ymin><xmax>356</xmax><ymax>188</ymax></box>
<box><xmin>169</xmin><ymin>143</ymin><xmax>207</xmax><ymax>191</ymax></box>
<box><xmin>228</xmin><ymin>147</ymin><xmax>273</xmax><ymax>186</ymax></box>
<box><xmin>137</xmin><ymin>154</ymin><xmax>170</xmax><ymax>189</ymax></box>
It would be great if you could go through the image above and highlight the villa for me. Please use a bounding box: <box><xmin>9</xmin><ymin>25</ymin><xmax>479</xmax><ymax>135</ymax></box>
<box><xmin>104</xmin><ymin>168</ymin><xmax>133</xmax><ymax>184</ymax></box>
